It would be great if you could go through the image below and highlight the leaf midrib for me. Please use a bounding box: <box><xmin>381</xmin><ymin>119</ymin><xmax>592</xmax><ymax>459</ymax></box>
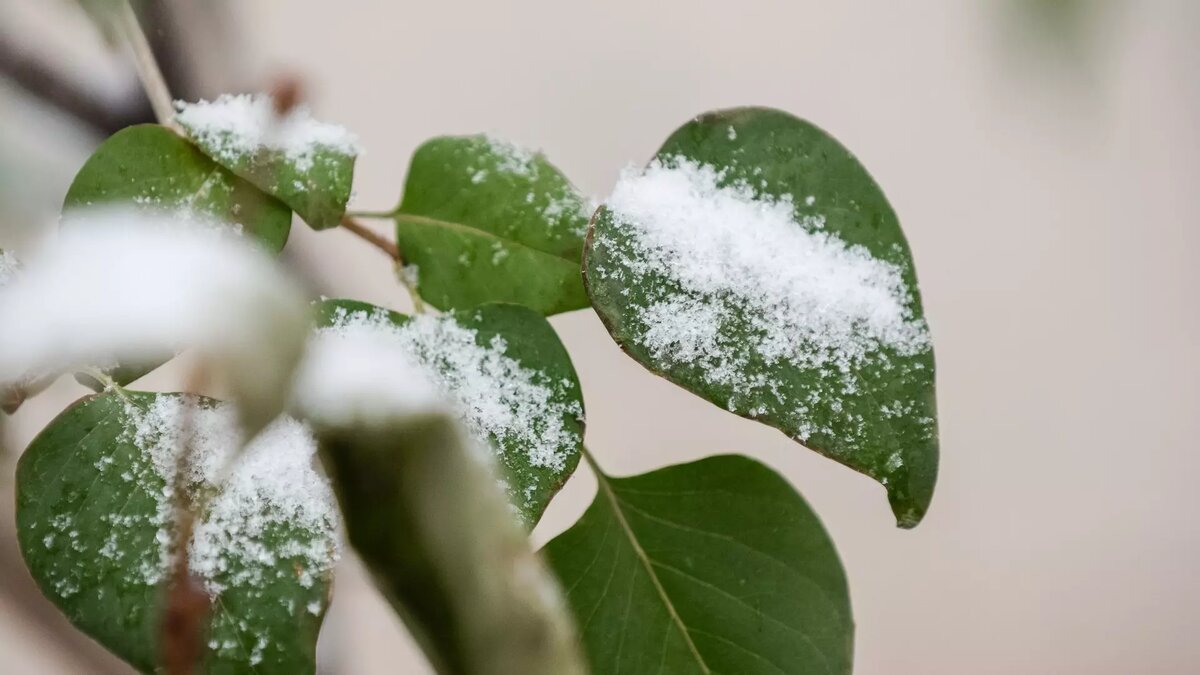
<box><xmin>581</xmin><ymin>449</ymin><xmax>712</xmax><ymax>674</ymax></box>
<box><xmin>392</xmin><ymin>211</ymin><xmax>578</xmax><ymax>264</ymax></box>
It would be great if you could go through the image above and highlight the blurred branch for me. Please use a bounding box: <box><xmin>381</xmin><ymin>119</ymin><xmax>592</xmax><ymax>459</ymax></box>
<box><xmin>0</xmin><ymin>34</ymin><xmax>152</xmax><ymax>136</ymax></box>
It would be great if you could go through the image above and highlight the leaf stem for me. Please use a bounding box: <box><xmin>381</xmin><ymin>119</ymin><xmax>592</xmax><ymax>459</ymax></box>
<box><xmin>78</xmin><ymin>367</ymin><xmax>131</xmax><ymax>404</ymax></box>
<box><xmin>345</xmin><ymin>209</ymin><xmax>397</xmax><ymax>220</ymax></box>
<box><xmin>114</xmin><ymin>1</ymin><xmax>180</xmax><ymax>131</ymax></box>
<box><xmin>341</xmin><ymin>215</ymin><xmax>401</xmax><ymax>261</ymax></box>
<box><xmin>392</xmin><ymin>261</ymin><xmax>426</xmax><ymax>314</ymax></box>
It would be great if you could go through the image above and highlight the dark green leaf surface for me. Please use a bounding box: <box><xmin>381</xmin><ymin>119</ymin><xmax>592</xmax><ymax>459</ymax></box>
<box><xmin>16</xmin><ymin>391</ymin><xmax>332</xmax><ymax>673</ymax></box>
<box><xmin>176</xmin><ymin>114</ymin><xmax>355</xmax><ymax>231</ymax></box>
<box><xmin>584</xmin><ymin>107</ymin><xmax>939</xmax><ymax>527</ymax></box>
<box><xmin>392</xmin><ymin>135</ymin><xmax>593</xmax><ymax>315</ymax></box>
<box><xmin>63</xmin><ymin>124</ymin><xmax>291</xmax><ymax>252</ymax></box>
<box><xmin>316</xmin><ymin>299</ymin><xmax>584</xmax><ymax>525</ymax></box>
<box><xmin>315</xmin><ymin>407</ymin><xmax>585</xmax><ymax>675</ymax></box>
<box><xmin>543</xmin><ymin>454</ymin><xmax>853</xmax><ymax>675</ymax></box>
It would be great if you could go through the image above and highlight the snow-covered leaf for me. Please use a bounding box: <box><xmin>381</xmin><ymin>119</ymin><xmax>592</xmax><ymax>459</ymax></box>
<box><xmin>64</xmin><ymin>124</ymin><xmax>292</xmax><ymax>253</ymax></box>
<box><xmin>15</xmin><ymin>391</ymin><xmax>338</xmax><ymax>673</ymax></box>
<box><xmin>585</xmin><ymin>108</ymin><xmax>939</xmax><ymax>527</ymax></box>
<box><xmin>311</xmin><ymin>299</ymin><xmax>584</xmax><ymax>525</ymax></box>
<box><xmin>0</xmin><ymin>211</ymin><xmax>310</xmax><ymax>433</ymax></box>
<box><xmin>543</xmin><ymin>454</ymin><xmax>853</xmax><ymax>674</ymax></box>
<box><xmin>175</xmin><ymin>94</ymin><xmax>359</xmax><ymax>231</ymax></box>
<box><xmin>392</xmin><ymin>135</ymin><xmax>593</xmax><ymax>315</ymax></box>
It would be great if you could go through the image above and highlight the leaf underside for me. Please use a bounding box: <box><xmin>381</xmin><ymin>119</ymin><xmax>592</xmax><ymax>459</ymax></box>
<box><xmin>583</xmin><ymin>107</ymin><xmax>939</xmax><ymax>527</ymax></box>
<box><xmin>393</xmin><ymin>135</ymin><xmax>593</xmax><ymax>315</ymax></box>
<box><xmin>316</xmin><ymin>409</ymin><xmax>586</xmax><ymax>675</ymax></box>
<box><xmin>543</xmin><ymin>454</ymin><xmax>853</xmax><ymax>674</ymax></box>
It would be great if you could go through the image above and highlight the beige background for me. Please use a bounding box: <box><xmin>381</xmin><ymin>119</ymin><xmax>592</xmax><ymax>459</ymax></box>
<box><xmin>2</xmin><ymin>1</ymin><xmax>1198</xmax><ymax>673</ymax></box>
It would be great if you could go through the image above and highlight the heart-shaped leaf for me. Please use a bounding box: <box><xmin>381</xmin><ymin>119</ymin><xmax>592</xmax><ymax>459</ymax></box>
<box><xmin>15</xmin><ymin>390</ymin><xmax>338</xmax><ymax>673</ymax></box>
<box><xmin>392</xmin><ymin>135</ymin><xmax>593</xmax><ymax>315</ymax></box>
<box><xmin>175</xmin><ymin>94</ymin><xmax>359</xmax><ymax>230</ymax></box>
<box><xmin>311</xmin><ymin>396</ymin><xmax>585</xmax><ymax>675</ymax></box>
<box><xmin>63</xmin><ymin>124</ymin><xmax>292</xmax><ymax>253</ymax></box>
<box><xmin>543</xmin><ymin>454</ymin><xmax>853</xmax><ymax>674</ymax></box>
<box><xmin>584</xmin><ymin>107</ymin><xmax>939</xmax><ymax>527</ymax></box>
<box><xmin>315</xmin><ymin>299</ymin><xmax>584</xmax><ymax>525</ymax></box>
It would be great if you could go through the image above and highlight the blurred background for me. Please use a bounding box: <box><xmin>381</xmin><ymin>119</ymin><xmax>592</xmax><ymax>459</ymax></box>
<box><xmin>1</xmin><ymin>1</ymin><xmax>1197</xmax><ymax>673</ymax></box>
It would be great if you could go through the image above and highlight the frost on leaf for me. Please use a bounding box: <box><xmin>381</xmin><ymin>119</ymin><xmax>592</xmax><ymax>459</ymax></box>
<box><xmin>586</xmin><ymin>110</ymin><xmax>939</xmax><ymax>528</ymax></box>
<box><xmin>310</xmin><ymin>302</ymin><xmax>584</xmax><ymax>523</ymax></box>
<box><xmin>175</xmin><ymin>93</ymin><xmax>359</xmax><ymax>230</ymax></box>
<box><xmin>17</xmin><ymin>391</ymin><xmax>337</xmax><ymax>672</ymax></box>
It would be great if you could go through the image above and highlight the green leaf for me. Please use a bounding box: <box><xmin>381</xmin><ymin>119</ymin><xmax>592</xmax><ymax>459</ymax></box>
<box><xmin>392</xmin><ymin>135</ymin><xmax>593</xmax><ymax>315</ymax></box>
<box><xmin>15</xmin><ymin>390</ymin><xmax>337</xmax><ymax>673</ymax></box>
<box><xmin>315</xmin><ymin>299</ymin><xmax>584</xmax><ymax>525</ymax></box>
<box><xmin>63</xmin><ymin>124</ymin><xmax>291</xmax><ymax>253</ymax></box>
<box><xmin>584</xmin><ymin>107</ymin><xmax>939</xmax><ymax>527</ymax></box>
<box><xmin>314</xmin><ymin>401</ymin><xmax>586</xmax><ymax>675</ymax></box>
<box><xmin>543</xmin><ymin>454</ymin><xmax>853</xmax><ymax>674</ymax></box>
<box><xmin>175</xmin><ymin>96</ymin><xmax>357</xmax><ymax>230</ymax></box>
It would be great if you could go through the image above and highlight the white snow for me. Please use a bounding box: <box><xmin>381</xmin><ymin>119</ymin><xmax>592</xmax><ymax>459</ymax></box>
<box><xmin>291</xmin><ymin>322</ymin><xmax>447</xmax><ymax>428</ymax></box>
<box><xmin>596</xmin><ymin>156</ymin><xmax>931</xmax><ymax>440</ymax></box>
<box><xmin>313</xmin><ymin>307</ymin><xmax>582</xmax><ymax>473</ymax></box>
<box><xmin>120</xmin><ymin>396</ymin><xmax>338</xmax><ymax>598</ymax></box>
<box><xmin>0</xmin><ymin>209</ymin><xmax>308</xmax><ymax>420</ymax></box>
<box><xmin>174</xmin><ymin>94</ymin><xmax>360</xmax><ymax>172</ymax></box>
<box><xmin>0</xmin><ymin>249</ymin><xmax>18</xmax><ymax>286</ymax></box>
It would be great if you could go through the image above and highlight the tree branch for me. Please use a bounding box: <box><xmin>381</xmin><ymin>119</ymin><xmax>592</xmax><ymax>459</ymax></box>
<box><xmin>340</xmin><ymin>215</ymin><xmax>402</xmax><ymax>262</ymax></box>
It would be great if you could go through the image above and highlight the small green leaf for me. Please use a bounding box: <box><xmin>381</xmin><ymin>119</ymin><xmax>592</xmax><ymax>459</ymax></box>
<box><xmin>175</xmin><ymin>95</ymin><xmax>358</xmax><ymax>230</ymax></box>
<box><xmin>543</xmin><ymin>454</ymin><xmax>853</xmax><ymax>674</ymax></box>
<box><xmin>16</xmin><ymin>391</ymin><xmax>337</xmax><ymax>673</ymax></box>
<box><xmin>63</xmin><ymin>124</ymin><xmax>291</xmax><ymax>252</ymax></box>
<box><xmin>585</xmin><ymin>107</ymin><xmax>939</xmax><ymax>527</ymax></box>
<box><xmin>393</xmin><ymin>135</ymin><xmax>593</xmax><ymax>315</ymax></box>
<box><xmin>315</xmin><ymin>299</ymin><xmax>584</xmax><ymax>524</ymax></box>
<box><xmin>314</xmin><ymin>404</ymin><xmax>586</xmax><ymax>675</ymax></box>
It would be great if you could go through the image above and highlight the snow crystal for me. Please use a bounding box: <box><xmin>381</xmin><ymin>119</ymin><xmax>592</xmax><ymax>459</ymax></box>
<box><xmin>597</xmin><ymin>156</ymin><xmax>930</xmax><ymax>442</ymax></box>
<box><xmin>121</xmin><ymin>395</ymin><xmax>339</xmax><ymax>597</ymax></box>
<box><xmin>174</xmin><ymin>94</ymin><xmax>360</xmax><ymax>172</ymax></box>
<box><xmin>315</xmin><ymin>307</ymin><xmax>582</xmax><ymax>473</ymax></box>
<box><xmin>484</xmin><ymin>134</ymin><xmax>536</xmax><ymax>178</ymax></box>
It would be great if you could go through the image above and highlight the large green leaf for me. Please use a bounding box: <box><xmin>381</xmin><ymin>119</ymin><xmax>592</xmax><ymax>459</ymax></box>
<box><xmin>315</xmin><ymin>299</ymin><xmax>584</xmax><ymax>525</ymax></box>
<box><xmin>314</xmin><ymin>404</ymin><xmax>586</xmax><ymax>675</ymax></box>
<box><xmin>175</xmin><ymin>95</ymin><xmax>357</xmax><ymax>230</ymax></box>
<box><xmin>63</xmin><ymin>124</ymin><xmax>291</xmax><ymax>252</ymax></box>
<box><xmin>543</xmin><ymin>454</ymin><xmax>853</xmax><ymax>674</ymax></box>
<box><xmin>16</xmin><ymin>390</ymin><xmax>338</xmax><ymax>673</ymax></box>
<box><xmin>392</xmin><ymin>135</ymin><xmax>593</xmax><ymax>315</ymax></box>
<box><xmin>584</xmin><ymin>107</ymin><xmax>939</xmax><ymax>527</ymax></box>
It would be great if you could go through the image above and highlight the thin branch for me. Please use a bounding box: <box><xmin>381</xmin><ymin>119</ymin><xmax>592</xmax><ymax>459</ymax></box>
<box><xmin>114</xmin><ymin>1</ymin><xmax>179</xmax><ymax>130</ymax></box>
<box><xmin>0</xmin><ymin>34</ymin><xmax>153</xmax><ymax>136</ymax></box>
<box><xmin>341</xmin><ymin>215</ymin><xmax>402</xmax><ymax>261</ymax></box>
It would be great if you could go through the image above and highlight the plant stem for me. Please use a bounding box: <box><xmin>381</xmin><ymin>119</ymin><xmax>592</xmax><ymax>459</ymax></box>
<box><xmin>341</xmin><ymin>215</ymin><xmax>401</xmax><ymax>261</ymax></box>
<box><xmin>394</xmin><ymin>261</ymin><xmax>426</xmax><ymax>314</ymax></box>
<box><xmin>346</xmin><ymin>209</ymin><xmax>397</xmax><ymax>220</ymax></box>
<box><xmin>114</xmin><ymin>1</ymin><xmax>180</xmax><ymax>131</ymax></box>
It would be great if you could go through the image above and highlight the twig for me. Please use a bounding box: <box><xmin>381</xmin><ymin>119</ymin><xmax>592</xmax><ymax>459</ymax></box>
<box><xmin>162</xmin><ymin>367</ymin><xmax>212</xmax><ymax>675</ymax></box>
<box><xmin>0</xmin><ymin>35</ymin><xmax>153</xmax><ymax>136</ymax></box>
<box><xmin>114</xmin><ymin>1</ymin><xmax>180</xmax><ymax>130</ymax></box>
<box><xmin>341</xmin><ymin>215</ymin><xmax>402</xmax><ymax>261</ymax></box>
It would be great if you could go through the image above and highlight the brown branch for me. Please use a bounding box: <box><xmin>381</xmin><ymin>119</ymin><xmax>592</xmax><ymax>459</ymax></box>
<box><xmin>340</xmin><ymin>215</ymin><xmax>402</xmax><ymax>262</ymax></box>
